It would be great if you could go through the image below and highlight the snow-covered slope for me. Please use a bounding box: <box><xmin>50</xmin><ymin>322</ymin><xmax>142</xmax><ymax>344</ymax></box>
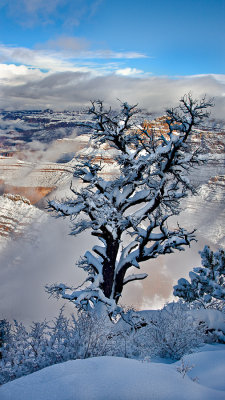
<box><xmin>0</xmin><ymin>157</ymin><xmax>74</xmax><ymax>191</ymax></box>
<box><xmin>0</xmin><ymin>345</ymin><xmax>224</xmax><ymax>400</ymax></box>
<box><xmin>0</xmin><ymin>194</ymin><xmax>46</xmax><ymax>250</ymax></box>
<box><xmin>181</xmin><ymin>175</ymin><xmax>225</xmax><ymax>247</ymax></box>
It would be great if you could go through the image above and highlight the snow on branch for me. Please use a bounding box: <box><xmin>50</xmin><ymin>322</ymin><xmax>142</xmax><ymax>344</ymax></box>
<box><xmin>45</xmin><ymin>282</ymin><xmax>120</xmax><ymax>315</ymax></box>
<box><xmin>123</xmin><ymin>273</ymin><xmax>148</xmax><ymax>285</ymax></box>
<box><xmin>49</xmin><ymin>200</ymin><xmax>85</xmax><ymax>216</ymax></box>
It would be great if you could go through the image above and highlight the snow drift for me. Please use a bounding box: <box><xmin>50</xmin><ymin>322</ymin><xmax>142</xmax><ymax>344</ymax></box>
<box><xmin>0</xmin><ymin>345</ymin><xmax>224</xmax><ymax>400</ymax></box>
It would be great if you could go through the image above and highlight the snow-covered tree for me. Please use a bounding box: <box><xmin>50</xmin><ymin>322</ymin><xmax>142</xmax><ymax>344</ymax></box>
<box><xmin>174</xmin><ymin>246</ymin><xmax>225</xmax><ymax>309</ymax></box>
<box><xmin>0</xmin><ymin>320</ymin><xmax>10</xmax><ymax>360</ymax></box>
<box><xmin>47</xmin><ymin>94</ymin><xmax>213</xmax><ymax>316</ymax></box>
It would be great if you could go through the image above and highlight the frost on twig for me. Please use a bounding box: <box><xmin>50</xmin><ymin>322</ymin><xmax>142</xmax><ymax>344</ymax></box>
<box><xmin>176</xmin><ymin>358</ymin><xmax>195</xmax><ymax>378</ymax></box>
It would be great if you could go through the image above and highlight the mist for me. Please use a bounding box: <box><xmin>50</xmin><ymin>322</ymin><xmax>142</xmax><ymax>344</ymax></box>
<box><xmin>0</xmin><ymin>217</ymin><xmax>96</xmax><ymax>323</ymax></box>
<box><xmin>0</xmin><ymin>206</ymin><xmax>217</xmax><ymax>324</ymax></box>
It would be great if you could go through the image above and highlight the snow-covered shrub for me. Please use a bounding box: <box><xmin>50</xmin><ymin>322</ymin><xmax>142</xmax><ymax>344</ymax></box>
<box><xmin>0</xmin><ymin>320</ymin><xmax>31</xmax><ymax>384</ymax></box>
<box><xmin>71</xmin><ymin>310</ymin><xmax>114</xmax><ymax>358</ymax></box>
<box><xmin>0</xmin><ymin>309</ymin><xmax>115</xmax><ymax>385</ymax></box>
<box><xmin>0</xmin><ymin>303</ymin><xmax>209</xmax><ymax>384</ymax></box>
<box><xmin>133</xmin><ymin>302</ymin><xmax>206</xmax><ymax>360</ymax></box>
<box><xmin>46</xmin><ymin>308</ymin><xmax>78</xmax><ymax>365</ymax></box>
<box><xmin>106</xmin><ymin>324</ymin><xmax>136</xmax><ymax>358</ymax></box>
<box><xmin>108</xmin><ymin>307</ymin><xmax>151</xmax><ymax>358</ymax></box>
<box><xmin>189</xmin><ymin>308</ymin><xmax>225</xmax><ymax>344</ymax></box>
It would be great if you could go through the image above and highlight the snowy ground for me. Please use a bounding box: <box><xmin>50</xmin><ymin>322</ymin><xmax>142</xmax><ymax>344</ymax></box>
<box><xmin>1</xmin><ymin>344</ymin><xmax>224</xmax><ymax>400</ymax></box>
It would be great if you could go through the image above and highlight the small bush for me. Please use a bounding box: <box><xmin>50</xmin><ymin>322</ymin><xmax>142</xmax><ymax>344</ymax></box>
<box><xmin>133</xmin><ymin>302</ymin><xmax>206</xmax><ymax>360</ymax></box>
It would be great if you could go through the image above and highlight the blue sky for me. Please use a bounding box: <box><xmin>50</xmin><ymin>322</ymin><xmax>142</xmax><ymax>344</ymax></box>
<box><xmin>0</xmin><ymin>0</ymin><xmax>224</xmax><ymax>75</ymax></box>
<box><xmin>0</xmin><ymin>0</ymin><xmax>224</xmax><ymax>111</ymax></box>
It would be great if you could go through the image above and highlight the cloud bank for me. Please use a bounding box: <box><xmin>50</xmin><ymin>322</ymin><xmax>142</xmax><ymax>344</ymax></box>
<box><xmin>0</xmin><ymin>61</ymin><xmax>224</xmax><ymax>119</ymax></box>
<box><xmin>0</xmin><ymin>40</ymin><xmax>224</xmax><ymax>117</ymax></box>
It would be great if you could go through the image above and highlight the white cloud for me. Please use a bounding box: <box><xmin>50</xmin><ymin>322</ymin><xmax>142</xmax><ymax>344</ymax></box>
<box><xmin>0</xmin><ymin>45</ymin><xmax>89</xmax><ymax>74</ymax></box>
<box><xmin>0</xmin><ymin>44</ymin><xmax>147</xmax><ymax>76</ymax></box>
<box><xmin>0</xmin><ymin>63</ymin><xmax>46</xmax><ymax>85</ymax></box>
<box><xmin>115</xmin><ymin>67</ymin><xmax>144</xmax><ymax>76</ymax></box>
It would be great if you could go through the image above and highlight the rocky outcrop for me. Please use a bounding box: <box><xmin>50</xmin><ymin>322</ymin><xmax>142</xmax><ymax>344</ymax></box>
<box><xmin>0</xmin><ymin>157</ymin><xmax>75</xmax><ymax>203</ymax></box>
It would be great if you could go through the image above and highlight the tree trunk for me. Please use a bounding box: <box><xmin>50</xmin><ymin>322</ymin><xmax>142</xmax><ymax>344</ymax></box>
<box><xmin>102</xmin><ymin>238</ymin><xmax>119</xmax><ymax>298</ymax></box>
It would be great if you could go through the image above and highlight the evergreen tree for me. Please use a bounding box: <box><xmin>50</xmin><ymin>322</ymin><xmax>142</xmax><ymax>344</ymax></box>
<box><xmin>174</xmin><ymin>246</ymin><xmax>225</xmax><ymax>309</ymax></box>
